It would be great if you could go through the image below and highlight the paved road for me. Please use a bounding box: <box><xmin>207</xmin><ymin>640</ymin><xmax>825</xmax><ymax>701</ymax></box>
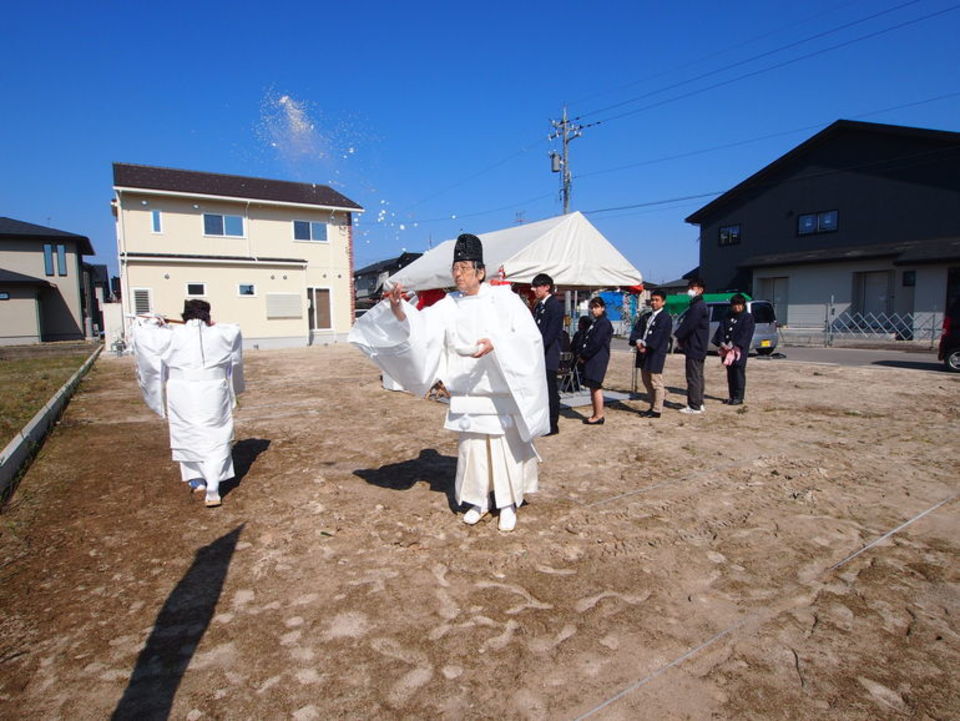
<box><xmin>610</xmin><ymin>338</ymin><xmax>948</xmax><ymax>373</ymax></box>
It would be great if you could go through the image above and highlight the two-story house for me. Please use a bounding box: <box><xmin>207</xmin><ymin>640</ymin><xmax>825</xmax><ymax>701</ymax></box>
<box><xmin>113</xmin><ymin>163</ymin><xmax>364</xmax><ymax>348</ymax></box>
<box><xmin>685</xmin><ymin>120</ymin><xmax>960</xmax><ymax>328</ymax></box>
<box><xmin>0</xmin><ymin>217</ymin><xmax>95</xmax><ymax>345</ymax></box>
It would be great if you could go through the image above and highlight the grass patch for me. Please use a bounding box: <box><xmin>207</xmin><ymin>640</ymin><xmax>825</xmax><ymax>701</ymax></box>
<box><xmin>0</xmin><ymin>354</ymin><xmax>90</xmax><ymax>449</ymax></box>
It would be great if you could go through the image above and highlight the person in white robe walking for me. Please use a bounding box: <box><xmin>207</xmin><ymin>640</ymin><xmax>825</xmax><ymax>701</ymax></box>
<box><xmin>131</xmin><ymin>299</ymin><xmax>245</xmax><ymax>508</ymax></box>
<box><xmin>349</xmin><ymin>233</ymin><xmax>549</xmax><ymax>531</ymax></box>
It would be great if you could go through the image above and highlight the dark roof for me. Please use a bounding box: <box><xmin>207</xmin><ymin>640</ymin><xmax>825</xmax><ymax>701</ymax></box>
<box><xmin>114</xmin><ymin>163</ymin><xmax>364</xmax><ymax>211</ymax></box>
<box><xmin>893</xmin><ymin>237</ymin><xmax>960</xmax><ymax>265</ymax></box>
<box><xmin>0</xmin><ymin>217</ymin><xmax>95</xmax><ymax>255</ymax></box>
<box><xmin>740</xmin><ymin>237</ymin><xmax>960</xmax><ymax>269</ymax></box>
<box><xmin>686</xmin><ymin>120</ymin><xmax>960</xmax><ymax>224</ymax></box>
<box><xmin>123</xmin><ymin>252</ymin><xmax>307</xmax><ymax>264</ymax></box>
<box><xmin>354</xmin><ymin>252</ymin><xmax>423</xmax><ymax>276</ymax></box>
<box><xmin>0</xmin><ymin>268</ymin><xmax>55</xmax><ymax>287</ymax></box>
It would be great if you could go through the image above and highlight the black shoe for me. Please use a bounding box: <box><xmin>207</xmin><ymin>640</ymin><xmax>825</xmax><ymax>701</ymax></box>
<box><xmin>584</xmin><ymin>417</ymin><xmax>605</xmax><ymax>425</ymax></box>
<box><xmin>647</xmin><ymin>411</ymin><xmax>661</xmax><ymax>419</ymax></box>
<box><xmin>729</xmin><ymin>398</ymin><xmax>743</xmax><ymax>405</ymax></box>
<box><xmin>545</xmin><ymin>428</ymin><xmax>560</xmax><ymax>436</ymax></box>
<box><xmin>722</xmin><ymin>399</ymin><xmax>731</xmax><ymax>405</ymax></box>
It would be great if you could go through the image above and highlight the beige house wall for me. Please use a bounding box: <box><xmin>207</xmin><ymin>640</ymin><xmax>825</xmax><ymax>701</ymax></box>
<box><xmin>126</xmin><ymin>262</ymin><xmax>308</xmax><ymax>344</ymax></box>
<box><xmin>0</xmin><ymin>241</ymin><xmax>85</xmax><ymax>341</ymax></box>
<box><xmin>0</xmin><ymin>287</ymin><xmax>42</xmax><ymax>345</ymax></box>
<box><xmin>117</xmin><ymin>188</ymin><xmax>356</xmax><ymax>347</ymax></box>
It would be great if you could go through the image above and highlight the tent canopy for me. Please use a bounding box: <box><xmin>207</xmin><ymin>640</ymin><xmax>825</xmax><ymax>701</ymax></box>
<box><xmin>388</xmin><ymin>212</ymin><xmax>643</xmax><ymax>291</ymax></box>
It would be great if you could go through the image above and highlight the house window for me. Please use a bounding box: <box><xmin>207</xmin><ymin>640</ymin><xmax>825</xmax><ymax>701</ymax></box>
<box><xmin>718</xmin><ymin>224</ymin><xmax>741</xmax><ymax>247</ymax></box>
<box><xmin>133</xmin><ymin>288</ymin><xmax>152</xmax><ymax>314</ymax></box>
<box><xmin>203</xmin><ymin>213</ymin><xmax>244</xmax><ymax>237</ymax></box>
<box><xmin>798</xmin><ymin>210</ymin><xmax>839</xmax><ymax>235</ymax></box>
<box><xmin>57</xmin><ymin>244</ymin><xmax>67</xmax><ymax>276</ymax></box>
<box><xmin>186</xmin><ymin>283</ymin><xmax>206</xmax><ymax>296</ymax></box>
<box><xmin>902</xmin><ymin>271</ymin><xmax>916</xmax><ymax>287</ymax></box>
<box><xmin>293</xmin><ymin>220</ymin><xmax>328</xmax><ymax>242</ymax></box>
<box><xmin>151</xmin><ymin>210</ymin><xmax>162</xmax><ymax>233</ymax></box>
<box><xmin>43</xmin><ymin>244</ymin><xmax>55</xmax><ymax>276</ymax></box>
<box><xmin>238</xmin><ymin>284</ymin><xmax>256</xmax><ymax>296</ymax></box>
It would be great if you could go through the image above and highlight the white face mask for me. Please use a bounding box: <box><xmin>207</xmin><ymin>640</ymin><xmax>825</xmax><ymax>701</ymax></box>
<box><xmin>687</xmin><ymin>288</ymin><xmax>698</xmax><ymax>297</ymax></box>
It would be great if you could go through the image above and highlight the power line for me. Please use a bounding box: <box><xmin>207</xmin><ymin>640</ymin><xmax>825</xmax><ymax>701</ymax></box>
<box><xmin>582</xmin><ymin>143</ymin><xmax>960</xmax><ymax>216</ymax></box>
<box><xmin>574</xmin><ymin>91</ymin><xmax>960</xmax><ymax>181</ymax></box>
<box><xmin>586</xmin><ymin>3</ymin><xmax>960</xmax><ymax>128</ymax></box>
<box><xmin>574</xmin><ymin>0</ymin><xmax>924</xmax><ymax>121</ymax></box>
<box><xmin>565</xmin><ymin>0</ymin><xmax>866</xmax><ymax>110</ymax></box>
<box><xmin>396</xmin><ymin>90</ymin><xmax>959</xmax><ymax>227</ymax></box>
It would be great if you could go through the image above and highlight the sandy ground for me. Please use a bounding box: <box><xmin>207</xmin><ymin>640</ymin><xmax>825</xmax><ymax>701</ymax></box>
<box><xmin>0</xmin><ymin>344</ymin><xmax>958</xmax><ymax>721</ymax></box>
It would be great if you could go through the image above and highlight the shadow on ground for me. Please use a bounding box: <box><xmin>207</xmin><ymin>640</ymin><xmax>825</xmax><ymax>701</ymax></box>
<box><xmin>220</xmin><ymin>438</ymin><xmax>270</xmax><ymax>498</ymax></box>
<box><xmin>871</xmin><ymin>360</ymin><xmax>945</xmax><ymax>372</ymax></box>
<box><xmin>111</xmin><ymin>525</ymin><xmax>244</xmax><ymax>721</ymax></box>
<box><xmin>354</xmin><ymin>448</ymin><xmax>459</xmax><ymax>512</ymax></box>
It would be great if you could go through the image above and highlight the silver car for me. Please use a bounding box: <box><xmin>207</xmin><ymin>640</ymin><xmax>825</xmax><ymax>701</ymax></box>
<box><xmin>673</xmin><ymin>299</ymin><xmax>779</xmax><ymax>355</ymax></box>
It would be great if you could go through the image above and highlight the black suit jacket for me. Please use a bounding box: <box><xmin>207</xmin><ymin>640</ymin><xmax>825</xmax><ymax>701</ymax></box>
<box><xmin>629</xmin><ymin>310</ymin><xmax>673</xmax><ymax>374</ymax></box>
<box><xmin>534</xmin><ymin>294</ymin><xmax>564</xmax><ymax>371</ymax></box>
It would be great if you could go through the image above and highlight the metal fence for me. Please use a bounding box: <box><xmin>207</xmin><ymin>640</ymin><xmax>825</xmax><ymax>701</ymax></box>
<box><xmin>786</xmin><ymin>303</ymin><xmax>942</xmax><ymax>349</ymax></box>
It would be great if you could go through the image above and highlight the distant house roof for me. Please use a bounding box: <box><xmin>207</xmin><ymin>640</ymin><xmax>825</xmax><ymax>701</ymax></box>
<box><xmin>685</xmin><ymin>120</ymin><xmax>960</xmax><ymax>225</ymax></box>
<box><xmin>0</xmin><ymin>268</ymin><xmax>55</xmax><ymax>287</ymax></box>
<box><xmin>741</xmin><ymin>237</ymin><xmax>960</xmax><ymax>269</ymax></box>
<box><xmin>0</xmin><ymin>217</ymin><xmax>95</xmax><ymax>255</ymax></box>
<box><xmin>113</xmin><ymin>163</ymin><xmax>364</xmax><ymax>212</ymax></box>
<box><xmin>354</xmin><ymin>252</ymin><xmax>423</xmax><ymax>277</ymax></box>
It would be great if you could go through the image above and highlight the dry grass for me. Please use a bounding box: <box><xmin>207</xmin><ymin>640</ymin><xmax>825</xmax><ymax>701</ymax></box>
<box><xmin>0</xmin><ymin>353</ymin><xmax>90</xmax><ymax>448</ymax></box>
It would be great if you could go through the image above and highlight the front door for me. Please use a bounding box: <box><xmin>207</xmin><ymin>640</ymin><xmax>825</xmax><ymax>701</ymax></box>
<box><xmin>759</xmin><ymin>276</ymin><xmax>789</xmax><ymax>324</ymax></box>
<box><xmin>859</xmin><ymin>271</ymin><xmax>892</xmax><ymax>316</ymax></box>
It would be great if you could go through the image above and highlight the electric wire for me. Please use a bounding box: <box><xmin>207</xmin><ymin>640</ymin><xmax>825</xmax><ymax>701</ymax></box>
<box><xmin>586</xmin><ymin>3</ymin><xmax>960</xmax><ymax>127</ymax></box>
<box><xmin>565</xmin><ymin>0</ymin><xmax>866</xmax><ymax>109</ymax></box>
<box><xmin>573</xmin><ymin>0</ymin><xmax>925</xmax><ymax>121</ymax></box>
<box><xmin>582</xmin><ymin>143</ymin><xmax>960</xmax><ymax>216</ymax></box>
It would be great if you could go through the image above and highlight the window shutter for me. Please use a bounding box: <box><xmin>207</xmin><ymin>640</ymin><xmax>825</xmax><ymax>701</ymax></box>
<box><xmin>266</xmin><ymin>293</ymin><xmax>303</xmax><ymax>319</ymax></box>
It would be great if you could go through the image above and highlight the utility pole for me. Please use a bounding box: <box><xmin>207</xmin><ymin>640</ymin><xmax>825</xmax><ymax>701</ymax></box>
<box><xmin>549</xmin><ymin>106</ymin><xmax>583</xmax><ymax>214</ymax></box>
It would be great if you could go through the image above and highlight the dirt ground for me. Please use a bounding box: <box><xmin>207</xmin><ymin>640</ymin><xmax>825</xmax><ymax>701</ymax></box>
<box><xmin>0</xmin><ymin>344</ymin><xmax>957</xmax><ymax>721</ymax></box>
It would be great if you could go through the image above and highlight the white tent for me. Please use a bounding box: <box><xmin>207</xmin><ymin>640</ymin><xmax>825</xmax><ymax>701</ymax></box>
<box><xmin>388</xmin><ymin>212</ymin><xmax>643</xmax><ymax>290</ymax></box>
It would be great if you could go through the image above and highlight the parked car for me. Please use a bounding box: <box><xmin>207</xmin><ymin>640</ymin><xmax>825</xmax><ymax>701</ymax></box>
<box><xmin>672</xmin><ymin>299</ymin><xmax>779</xmax><ymax>355</ymax></box>
<box><xmin>938</xmin><ymin>299</ymin><xmax>960</xmax><ymax>372</ymax></box>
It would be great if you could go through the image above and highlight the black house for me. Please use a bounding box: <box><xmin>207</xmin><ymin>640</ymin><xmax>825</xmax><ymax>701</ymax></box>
<box><xmin>353</xmin><ymin>252</ymin><xmax>423</xmax><ymax>313</ymax></box>
<box><xmin>685</xmin><ymin>120</ymin><xmax>960</xmax><ymax>327</ymax></box>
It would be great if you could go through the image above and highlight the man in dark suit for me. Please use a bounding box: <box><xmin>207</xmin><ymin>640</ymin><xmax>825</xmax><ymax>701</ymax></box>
<box><xmin>628</xmin><ymin>289</ymin><xmax>673</xmax><ymax>418</ymax></box>
<box><xmin>673</xmin><ymin>278</ymin><xmax>710</xmax><ymax>414</ymax></box>
<box><xmin>531</xmin><ymin>273</ymin><xmax>564</xmax><ymax>435</ymax></box>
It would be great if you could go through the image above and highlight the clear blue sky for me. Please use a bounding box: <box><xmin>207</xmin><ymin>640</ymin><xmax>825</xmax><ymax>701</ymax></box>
<box><xmin>3</xmin><ymin>0</ymin><xmax>959</xmax><ymax>284</ymax></box>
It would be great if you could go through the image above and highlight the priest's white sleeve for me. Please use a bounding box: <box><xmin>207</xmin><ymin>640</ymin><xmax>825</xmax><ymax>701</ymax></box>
<box><xmin>485</xmin><ymin>289</ymin><xmax>550</xmax><ymax>441</ymax></box>
<box><xmin>348</xmin><ymin>299</ymin><xmax>445</xmax><ymax>397</ymax></box>
<box><xmin>130</xmin><ymin>318</ymin><xmax>172</xmax><ymax>418</ymax></box>
<box><xmin>228</xmin><ymin>327</ymin><xmax>245</xmax><ymax>396</ymax></box>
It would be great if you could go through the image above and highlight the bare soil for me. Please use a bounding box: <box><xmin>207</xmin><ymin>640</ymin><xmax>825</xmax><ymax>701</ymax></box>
<box><xmin>0</xmin><ymin>345</ymin><xmax>957</xmax><ymax>721</ymax></box>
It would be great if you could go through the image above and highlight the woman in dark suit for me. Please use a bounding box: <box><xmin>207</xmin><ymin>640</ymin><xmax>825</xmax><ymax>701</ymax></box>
<box><xmin>712</xmin><ymin>293</ymin><xmax>755</xmax><ymax>405</ymax></box>
<box><xmin>578</xmin><ymin>296</ymin><xmax>613</xmax><ymax>424</ymax></box>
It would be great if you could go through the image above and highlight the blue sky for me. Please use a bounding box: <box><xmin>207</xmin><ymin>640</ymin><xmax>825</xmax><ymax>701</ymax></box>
<box><xmin>3</xmin><ymin>0</ymin><xmax>959</xmax><ymax>284</ymax></box>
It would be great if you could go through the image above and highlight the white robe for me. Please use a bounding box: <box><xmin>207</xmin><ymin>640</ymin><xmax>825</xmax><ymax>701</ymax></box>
<box><xmin>349</xmin><ymin>284</ymin><xmax>549</xmax><ymax>508</ymax></box>
<box><xmin>131</xmin><ymin>318</ymin><xmax>245</xmax><ymax>487</ymax></box>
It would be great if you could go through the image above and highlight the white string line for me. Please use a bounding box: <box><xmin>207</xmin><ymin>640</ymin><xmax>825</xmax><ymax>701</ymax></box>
<box><xmin>828</xmin><ymin>492</ymin><xmax>959</xmax><ymax>571</ymax></box>
<box><xmin>570</xmin><ymin>492</ymin><xmax>958</xmax><ymax>721</ymax></box>
<box><xmin>571</xmin><ymin>622</ymin><xmax>743</xmax><ymax>721</ymax></box>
